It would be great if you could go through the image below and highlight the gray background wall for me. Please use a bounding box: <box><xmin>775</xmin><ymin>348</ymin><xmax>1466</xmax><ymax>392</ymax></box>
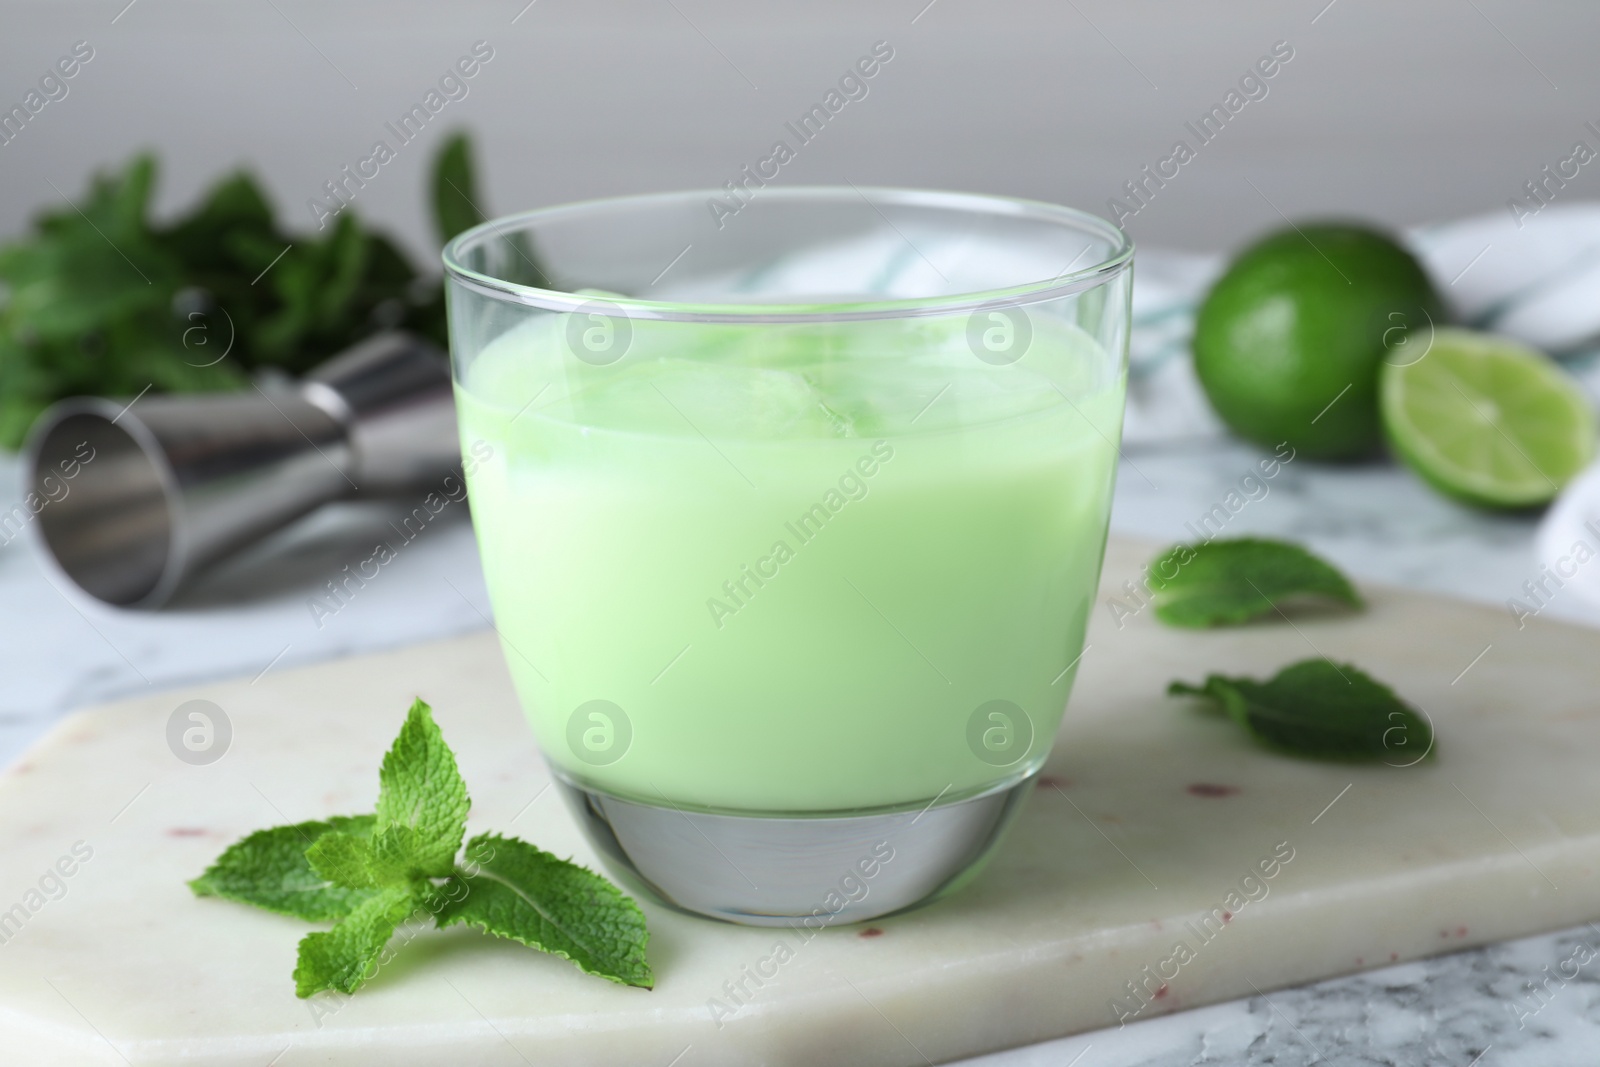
<box><xmin>1</xmin><ymin>0</ymin><xmax>1594</xmax><ymax>262</ymax></box>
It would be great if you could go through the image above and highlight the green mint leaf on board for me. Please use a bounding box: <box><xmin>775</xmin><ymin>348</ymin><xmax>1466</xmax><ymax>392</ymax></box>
<box><xmin>303</xmin><ymin>830</ymin><xmax>406</xmax><ymax>891</ymax></box>
<box><xmin>309</xmin><ymin>826</ymin><xmax>457</xmax><ymax>892</ymax></box>
<box><xmin>294</xmin><ymin>886</ymin><xmax>420</xmax><ymax>997</ymax></box>
<box><xmin>192</xmin><ymin>698</ymin><xmax>652</xmax><ymax>999</ymax></box>
<box><xmin>374</xmin><ymin>699</ymin><xmax>470</xmax><ymax>878</ymax></box>
<box><xmin>1169</xmin><ymin>658</ymin><xmax>1434</xmax><ymax>762</ymax></box>
<box><xmin>1147</xmin><ymin>537</ymin><xmax>1363</xmax><ymax>628</ymax></box>
<box><xmin>188</xmin><ymin>815</ymin><xmax>379</xmax><ymax>922</ymax></box>
<box><xmin>433</xmin><ymin>834</ymin><xmax>653</xmax><ymax>989</ymax></box>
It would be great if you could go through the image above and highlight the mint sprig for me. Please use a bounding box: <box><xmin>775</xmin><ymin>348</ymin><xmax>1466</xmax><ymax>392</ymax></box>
<box><xmin>189</xmin><ymin>699</ymin><xmax>652</xmax><ymax>996</ymax></box>
<box><xmin>1147</xmin><ymin>538</ymin><xmax>1363</xmax><ymax>628</ymax></box>
<box><xmin>1169</xmin><ymin>658</ymin><xmax>1434</xmax><ymax>761</ymax></box>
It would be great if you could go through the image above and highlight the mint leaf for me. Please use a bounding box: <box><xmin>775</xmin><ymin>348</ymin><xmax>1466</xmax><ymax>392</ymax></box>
<box><xmin>307</xmin><ymin>827</ymin><xmax>448</xmax><ymax>890</ymax></box>
<box><xmin>433</xmin><ymin>834</ymin><xmax>653</xmax><ymax>989</ymax></box>
<box><xmin>189</xmin><ymin>815</ymin><xmax>379</xmax><ymax>922</ymax></box>
<box><xmin>193</xmin><ymin>700</ymin><xmax>652</xmax><ymax>999</ymax></box>
<box><xmin>0</xmin><ymin>151</ymin><xmax>453</xmax><ymax>451</ymax></box>
<box><xmin>1169</xmin><ymin>658</ymin><xmax>1433</xmax><ymax>761</ymax></box>
<box><xmin>1147</xmin><ymin>538</ymin><xmax>1362</xmax><ymax>628</ymax></box>
<box><xmin>374</xmin><ymin>699</ymin><xmax>469</xmax><ymax>878</ymax></box>
<box><xmin>294</xmin><ymin>886</ymin><xmax>419</xmax><ymax>997</ymax></box>
<box><xmin>430</xmin><ymin>131</ymin><xmax>487</xmax><ymax>247</ymax></box>
<box><xmin>305</xmin><ymin>831</ymin><xmax>397</xmax><ymax>890</ymax></box>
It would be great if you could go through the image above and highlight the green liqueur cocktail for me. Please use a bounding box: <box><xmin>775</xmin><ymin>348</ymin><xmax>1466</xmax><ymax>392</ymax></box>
<box><xmin>446</xmin><ymin>189</ymin><xmax>1132</xmax><ymax>923</ymax></box>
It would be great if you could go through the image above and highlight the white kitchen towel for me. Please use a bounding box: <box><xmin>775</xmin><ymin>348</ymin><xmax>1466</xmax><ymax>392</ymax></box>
<box><xmin>1537</xmin><ymin>461</ymin><xmax>1600</xmax><ymax>614</ymax></box>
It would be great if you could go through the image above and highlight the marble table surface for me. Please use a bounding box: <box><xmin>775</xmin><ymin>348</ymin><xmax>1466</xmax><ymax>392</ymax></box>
<box><xmin>2</xmin><ymin>439</ymin><xmax>1596</xmax><ymax>1066</ymax></box>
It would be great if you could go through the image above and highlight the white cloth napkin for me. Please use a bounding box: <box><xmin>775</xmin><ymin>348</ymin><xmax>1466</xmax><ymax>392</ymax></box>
<box><xmin>1539</xmin><ymin>463</ymin><xmax>1600</xmax><ymax>613</ymax></box>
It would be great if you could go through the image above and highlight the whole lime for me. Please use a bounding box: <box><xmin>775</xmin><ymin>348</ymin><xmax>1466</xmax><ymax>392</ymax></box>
<box><xmin>1193</xmin><ymin>223</ymin><xmax>1443</xmax><ymax>460</ymax></box>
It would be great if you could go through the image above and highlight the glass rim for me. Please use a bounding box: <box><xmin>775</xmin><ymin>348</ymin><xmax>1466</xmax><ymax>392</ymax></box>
<box><xmin>441</xmin><ymin>186</ymin><xmax>1134</xmax><ymax>324</ymax></box>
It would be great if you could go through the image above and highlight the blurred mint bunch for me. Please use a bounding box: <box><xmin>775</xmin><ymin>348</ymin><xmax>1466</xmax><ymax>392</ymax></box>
<box><xmin>0</xmin><ymin>131</ymin><xmax>490</xmax><ymax>449</ymax></box>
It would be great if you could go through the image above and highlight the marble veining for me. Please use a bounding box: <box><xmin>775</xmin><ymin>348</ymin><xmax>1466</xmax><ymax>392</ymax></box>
<box><xmin>959</xmin><ymin>930</ymin><xmax>1600</xmax><ymax>1066</ymax></box>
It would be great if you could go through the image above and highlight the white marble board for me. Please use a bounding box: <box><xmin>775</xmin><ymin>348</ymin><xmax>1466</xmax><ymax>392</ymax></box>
<box><xmin>1</xmin><ymin>537</ymin><xmax>1597</xmax><ymax>1066</ymax></box>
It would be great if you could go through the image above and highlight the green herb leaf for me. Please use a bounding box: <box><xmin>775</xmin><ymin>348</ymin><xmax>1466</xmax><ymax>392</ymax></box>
<box><xmin>430</xmin><ymin>130</ymin><xmax>487</xmax><ymax>247</ymax></box>
<box><xmin>293</xmin><ymin>885</ymin><xmax>420</xmax><ymax>997</ymax></box>
<box><xmin>1169</xmin><ymin>658</ymin><xmax>1434</xmax><ymax>761</ymax></box>
<box><xmin>189</xmin><ymin>815</ymin><xmax>379</xmax><ymax>921</ymax></box>
<box><xmin>1147</xmin><ymin>537</ymin><xmax>1363</xmax><ymax>628</ymax></box>
<box><xmin>304</xmin><ymin>830</ymin><xmax>398</xmax><ymax>890</ymax></box>
<box><xmin>192</xmin><ymin>700</ymin><xmax>651</xmax><ymax>999</ymax></box>
<box><xmin>433</xmin><ymin>833</ymin><xmax>653</xmax><ymax>989</ymax></box>
<box><xmin>426</xmin><ymin>131</ymin><xmax>550</xmax><ymax>287</ymax></box>
<box><xmin>373</xmin><ymin>699</ymin><xmax>470</xmax><ymax>878</ymax></box>
<box><xmin>0</xmin><ymin>146</ymin><xmax>460</xmax><ymax>450</ymax></box>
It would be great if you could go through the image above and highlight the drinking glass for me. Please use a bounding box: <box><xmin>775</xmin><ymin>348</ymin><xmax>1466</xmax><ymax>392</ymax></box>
<box><xmin>443</xmin><ymin>188</ymin><xmax>1132</xmax><ymax>924</ymax></box>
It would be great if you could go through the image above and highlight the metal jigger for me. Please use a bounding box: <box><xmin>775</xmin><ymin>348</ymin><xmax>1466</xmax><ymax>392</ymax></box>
<box><xmin>24</xmin><ymin>331</ymin><xmax>460</xmax><ymax>608</ymax></box>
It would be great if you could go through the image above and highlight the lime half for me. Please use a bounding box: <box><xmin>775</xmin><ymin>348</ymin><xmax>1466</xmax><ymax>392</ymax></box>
<box><xmin>1381</xmin><ymin>328</ymin><xmax>1598</xmax><ymax>508</ymax></box>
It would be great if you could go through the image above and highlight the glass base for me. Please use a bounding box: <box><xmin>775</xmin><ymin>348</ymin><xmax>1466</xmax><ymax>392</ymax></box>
<box><xmin>552</xmin><ymin>769</ymin><xmax>1036</xmax><ymax>926</ymax></box>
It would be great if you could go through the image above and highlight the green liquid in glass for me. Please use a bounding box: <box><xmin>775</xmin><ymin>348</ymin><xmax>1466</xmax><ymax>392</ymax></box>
<box><xmin>458</xmin><ymin>311</ymin><xmax>1123</xmax><ymax>813</ymax></box>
